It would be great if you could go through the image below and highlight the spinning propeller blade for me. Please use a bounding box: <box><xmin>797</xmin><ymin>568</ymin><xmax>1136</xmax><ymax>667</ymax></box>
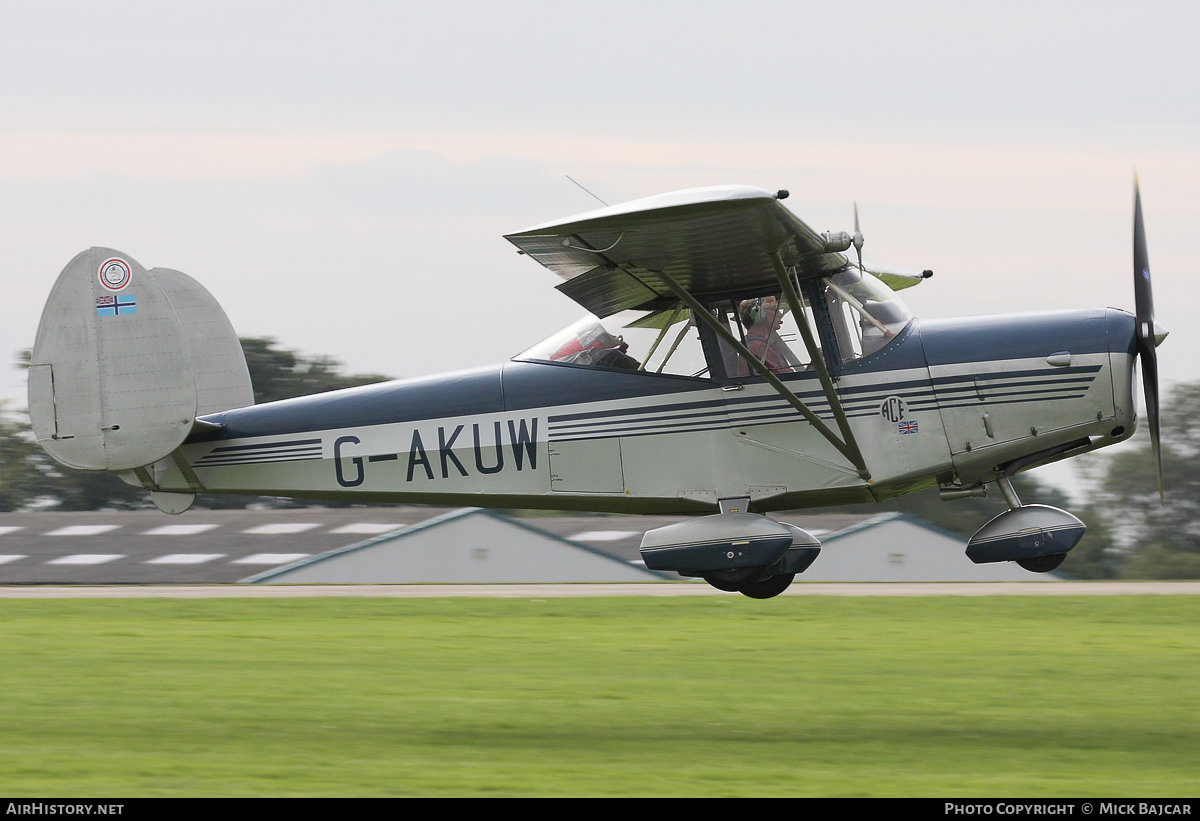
<box><xmin>1133</xmin><ymin>177</ymin><xmax>1165</xmax><ymax>503</ymax></box>
<box><xmin>852</xmin><ymin>202</ymin><xmax>865</xmax><ymax>274</ymax></box>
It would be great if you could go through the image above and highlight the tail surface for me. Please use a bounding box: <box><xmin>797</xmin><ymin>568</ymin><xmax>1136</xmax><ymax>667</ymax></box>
<box><xmin>28</xmin><ymin>248</ymin><xmax>252</xmax><ymax>508</ymax></box>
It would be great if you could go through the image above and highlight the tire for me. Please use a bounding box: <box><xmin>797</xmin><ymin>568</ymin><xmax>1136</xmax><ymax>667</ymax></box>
<box><xmin>1017</xmin><ymin>553</ymin><xmax>1067</xmax><ymax>573</ymax></box>
<box><xmin>739</xmin><ymin>573</ymin><xmax>796</xmax><ymax>599</ymax></box>
<box><xmin>702</xmin><ymin>566</ymin><xmax>764</xmax><ymax>592</ymax></box>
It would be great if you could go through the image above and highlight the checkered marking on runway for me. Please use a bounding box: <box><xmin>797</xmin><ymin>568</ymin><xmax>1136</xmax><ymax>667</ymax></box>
<box><xmin>233</xmin><ymin>553</ymin><xmax>310</xmax><ymax>564</ymax></box>
<box><xmin>46</xmin><ymin>525</ymin><xmax>121</xmax><ymax>536</ymax></box>
<box><xmin>329</xmin><ymin>523</ymin><xmax>405</xmax><ymax>534</ymax></box>
<box><xmin>569</xmin><ymin>530</ymin><xmax>642</xmax><ymax>542</ymax></box>
<box><xmin>145</xmin><ymin>554</ymin><xmax>226</xmax><ymax>564</ymax></box>
<box><xmin>48</xmin><ymin>554</ymin><xmax>124</xmax><ymax>565</ymax></box>
<box><xmin>142</xmin><ymin>524</ymin><xmax>221</xmax><ymax>536</ymax></box>
<box><xmin>241</xmin><ymin>523</ymin><xmax>320</xmax><ymax>535</ymax></box>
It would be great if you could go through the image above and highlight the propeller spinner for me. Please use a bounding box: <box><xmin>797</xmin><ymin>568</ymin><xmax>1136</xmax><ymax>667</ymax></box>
<box><xmin>1133</xmin><ymin>178</ymin><xmax>1165</xmax><ymax>503</ymax></box>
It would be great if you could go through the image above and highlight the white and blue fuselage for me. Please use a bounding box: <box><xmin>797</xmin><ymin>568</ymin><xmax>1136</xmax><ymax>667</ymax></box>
<box><xmin>169</xmin><ymin>308</ymin><xmax>1138</xmax><ymax>514</ymax></box>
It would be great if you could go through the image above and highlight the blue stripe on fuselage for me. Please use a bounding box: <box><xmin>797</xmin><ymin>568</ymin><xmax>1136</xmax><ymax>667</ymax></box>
<box><xmin>919</xmin><ymin>309</ymin><xmax>1116</xmax><ymax>366</ymax></box>
<box><xmin>191</xmin><ymin>366</ymin><xmax>506</xmax><ymax>442</ymax></box>
<box><xmin>189</xmin><ymin>309</ymin><xmax>1133</xmax><ymax>444</ymax></box>
<box><xmin>189</xmin><ymin>361</ymin><xmax>711</xmax><ymax>443</ymax></box>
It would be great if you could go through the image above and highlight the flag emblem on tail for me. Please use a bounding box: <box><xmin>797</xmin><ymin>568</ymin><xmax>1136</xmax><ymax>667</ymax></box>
<box><xmin>898</xmin><ymin>420</ymin><xmax>919</xmax><ymax>434</ymax></box>
<box><xmin>96</xmin><ymin>294</ymin><xmax>136</xmax><ymax>316</ymax></box>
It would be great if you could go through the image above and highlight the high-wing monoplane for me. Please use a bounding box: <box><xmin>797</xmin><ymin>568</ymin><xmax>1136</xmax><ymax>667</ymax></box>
<box><xmin>27</xmin><ymin>183</ymin><xmax>1167</xmax><ymax>597</ymax></box>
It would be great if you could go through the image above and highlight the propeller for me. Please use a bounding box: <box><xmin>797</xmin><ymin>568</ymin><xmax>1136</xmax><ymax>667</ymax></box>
<box><xmin>852</xmin><ymin>202</ymin><xmax>865</xmax><ymax>274</ymax></box>
<box><xmin>1133</xmin><ymin>177</ymin><xmax>1165</xmax><ymax>503</ymax></box>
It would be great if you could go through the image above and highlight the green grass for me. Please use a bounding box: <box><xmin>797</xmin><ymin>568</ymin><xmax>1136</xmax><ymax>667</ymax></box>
<box><xmin>0</xmin><ymin>595</ymin><xmax>1197</xmax><ymax>796</ymax></box>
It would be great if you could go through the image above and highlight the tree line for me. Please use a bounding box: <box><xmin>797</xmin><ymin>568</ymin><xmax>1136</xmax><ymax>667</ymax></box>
<box><xmin>795</xmin><ymin>385</ymin><xmax>1200</xmax><ymax>581</ymax></box>
<box><xmin>1</xmin><ymin>338</ymin><xmax>391</xmax><ymax>512</ymax></box>
<box><xmin>1</xmin><ymin>342</ymin><xmax>1197</xmax><ymax>578</ymax></box>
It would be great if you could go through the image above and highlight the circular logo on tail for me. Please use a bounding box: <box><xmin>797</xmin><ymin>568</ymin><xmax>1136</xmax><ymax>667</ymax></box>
<box><xmin>98</xmin><ymin>258</ymin><xmax>132</xmax><ymax>291</ymax></box>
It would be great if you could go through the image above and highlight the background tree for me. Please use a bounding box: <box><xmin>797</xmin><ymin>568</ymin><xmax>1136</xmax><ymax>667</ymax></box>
<box><xmin>5</xmin><ymin>340</ymin><xmax>393</xmax><ymax>510</ymax></box>
<box><xmin>238</xmin><ymin>337</ymin><xmax>392</xmax><ymax>404</ymax></box>
<box><xmin>853</xmin><ymin>382</ymin><xmax>1200</xmax><ymax>579</ymax></box>
<box><xmin>887</xmin><ymin>474</ymin><xmax>1071</xmax><ymax>538</ymax></box>
<box><xmin>1087</xmin><ymin>382</ymin><xmax>1200</xmax><ymax>579</ymax></box>
<box><xmin>804</xmin><ymin>455</ymin><xmax>1120</xmax><ymax>579</ymax></box>
<box><xmin>199</xmin><ymin>338</ymin><xmax>394</xmax><ymax>508</ymax></box>
<box><xmin>0</xmin><ymin>402</ymin><xmax>58</xmax><ymax>512</ymax></box>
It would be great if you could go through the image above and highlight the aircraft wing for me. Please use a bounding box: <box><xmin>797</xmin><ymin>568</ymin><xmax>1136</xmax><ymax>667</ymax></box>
<box><xmin>505</xmin><ymin>186</ymin><xmax>851</xmax><ymax>318</ymax></box>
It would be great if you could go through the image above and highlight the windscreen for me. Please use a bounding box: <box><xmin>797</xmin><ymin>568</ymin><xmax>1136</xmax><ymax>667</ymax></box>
<box><xmin>517</xmin><ymin>270</ymin><xmax>912</xmax><ymax>378</ymax></box>
<box><xmin>516</xmin><ymin>306</ymin><xmax>709</xmax><ymax>378</ymax></box>
<box><xmin>821</xmin><ymin>269</ymin><xmax>913</xmax><ymax>362</ymax></box>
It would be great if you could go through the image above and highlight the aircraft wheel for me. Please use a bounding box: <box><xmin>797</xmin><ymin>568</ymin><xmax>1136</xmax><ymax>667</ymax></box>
<box><xmin>702</xmin><ymin>567</ymin><xmax>763</xmax><ymax>592</ymax></box>
<box><xmin>1017</xmin><ymin>553</ymin><xmax>1067</xmax><ymax>573</ymax></box>
<box><xmin>739</xmin><ymin>573</ymin><xmax>796</xmax><ymax>599</ymax></box>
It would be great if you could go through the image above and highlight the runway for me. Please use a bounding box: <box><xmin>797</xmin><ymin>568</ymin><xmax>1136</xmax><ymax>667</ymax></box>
<box><xmin>1</xmin><ymin>581</ymin><xmax>1198</xmax><ymax>598</ymax></box>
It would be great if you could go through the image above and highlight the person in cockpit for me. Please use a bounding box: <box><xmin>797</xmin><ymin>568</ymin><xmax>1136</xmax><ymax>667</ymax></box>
<box><xmin>737</xmin><ymin>295</ymin><xmax>794</xmax><ymax>374</ymax></box>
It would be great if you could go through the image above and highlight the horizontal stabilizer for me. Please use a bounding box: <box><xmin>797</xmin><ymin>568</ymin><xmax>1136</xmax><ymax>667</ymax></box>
<box><xmin>152</xmin><ymin>268</ymin><xmax>253</xmax><ymax>417</ymax></box>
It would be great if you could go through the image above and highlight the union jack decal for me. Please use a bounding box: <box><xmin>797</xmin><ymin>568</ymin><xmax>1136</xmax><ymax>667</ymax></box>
<box><xmin>898</xmin><ymin>420</ymin><xmax>919</xmax><ymax>435</ymax></box>
<box><xmin>96</xmin><ymin>293</ymin><xmax>135</xmax><ymax>316</ymax></box>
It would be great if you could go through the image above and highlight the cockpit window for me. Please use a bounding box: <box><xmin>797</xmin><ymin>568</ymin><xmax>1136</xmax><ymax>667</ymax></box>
<box><xmin>517</xmin><ymin>270</ymin><xmax>912</xmax><ymax>378</ymax></box>
<box><xmin>715</xmin><ymin>294</ymin><xmax>814</xmax><ymax>378</ymax></box>
<box><xmin>516</xmin><ymin>306</ymin><xmax>710</xmax><ymax>378</ymax></box>
<box><xmin>821</xmin><ymin>269</ymin><xmax>912</xmax><ymax>362</ymax></box>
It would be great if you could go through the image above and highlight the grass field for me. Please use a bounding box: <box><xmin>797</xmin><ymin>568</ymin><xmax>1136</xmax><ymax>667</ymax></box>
<box><xmin>1</xmin><ymin>594</ymin><xmax>1197</xmax><ymax>796</ymax></box>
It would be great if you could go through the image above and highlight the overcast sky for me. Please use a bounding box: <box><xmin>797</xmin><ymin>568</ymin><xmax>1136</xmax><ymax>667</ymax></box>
<box><xmin>3</xmin><ymin>1</ymin><xmax>1197</xmax><ymax>494</ymax></box>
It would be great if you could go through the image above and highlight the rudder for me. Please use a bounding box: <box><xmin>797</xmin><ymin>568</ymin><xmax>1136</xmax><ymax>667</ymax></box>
<box><xmin>29</xmin><ymin>248</ymin><xmax>252</xmax><ymax>474</ymax></box>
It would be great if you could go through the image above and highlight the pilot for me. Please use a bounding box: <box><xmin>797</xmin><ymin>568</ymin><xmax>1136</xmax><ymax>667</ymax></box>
<box><xmin>738</xmin><ymin>296</ymin><xmax>794</xmax><ymax>374</ymax></box>
<box><xmin>550</xmin><ymin>320</ymin><xmax>640</xmax><ymax>369</ymax></box>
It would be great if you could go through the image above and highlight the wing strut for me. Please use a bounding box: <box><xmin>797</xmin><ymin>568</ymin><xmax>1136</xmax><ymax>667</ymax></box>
<box><xmin>655</xmin><ymin>269</ymin><xmax>872</xmax><ymax>481</ymax></box>
<box><xmin>769</xmin><ymin>254</ymin><xmax>871</xmax><ymax>479</ymax></box>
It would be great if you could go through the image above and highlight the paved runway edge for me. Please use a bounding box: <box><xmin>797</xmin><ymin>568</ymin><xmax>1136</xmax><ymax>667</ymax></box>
<box><xmin>0</xmin><ymin>581</ymin><xmax>1198</xmax><ymax>598</ymax></box>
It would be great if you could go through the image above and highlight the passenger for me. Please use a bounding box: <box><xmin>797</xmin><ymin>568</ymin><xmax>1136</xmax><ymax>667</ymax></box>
<box><xmin>737</xmin><ymin>296</ymin><xmax>794</xmax><ymax>374</ymax></box>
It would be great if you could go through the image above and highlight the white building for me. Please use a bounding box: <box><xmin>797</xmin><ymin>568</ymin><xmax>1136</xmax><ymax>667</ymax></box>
<box><xmin>799</xmin><ymin>513</ymin><xmax>1052</xmax><ymax>582</ymax></box>
<box><xmin>245</xmin><ymin>507</ymin><xmax>667</xmax><ymax>584</ymax></box>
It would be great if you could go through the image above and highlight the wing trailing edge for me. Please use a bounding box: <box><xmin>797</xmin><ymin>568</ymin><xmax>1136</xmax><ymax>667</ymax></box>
<box><xmin>506</xmin><ymin>185</ymin><xmax>851</xmax><ymax>318</ymax></box>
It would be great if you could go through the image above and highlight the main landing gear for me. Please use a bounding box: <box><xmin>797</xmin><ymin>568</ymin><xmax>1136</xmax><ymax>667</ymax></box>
<box><xmin>700</xmin><ymin>567</ymin><xmax>762</xmax><ymax>592</ymax></box>
<box><xmin>1016</xmin><ymin>553</ymin><xmax>1067</xmax><ymax>573</ymax></box>
<box><xmin>640</xmin><ymin>511</ymin><xmax>820</xmax><ymax>600</ymax></box>
<box><xmin>738</xmin><ymin>572</ymin><xmax>798</xmax><ymax>599</ymax></box>
<box><xmin>966</xmin><ymin>475</ymin><xmax>1085</xmax><ymax>574</ymax></box>
<box><xmin>702</xmin><ymin>568</ymin><xmax>797</xmax><ymax>599</ymax></box>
